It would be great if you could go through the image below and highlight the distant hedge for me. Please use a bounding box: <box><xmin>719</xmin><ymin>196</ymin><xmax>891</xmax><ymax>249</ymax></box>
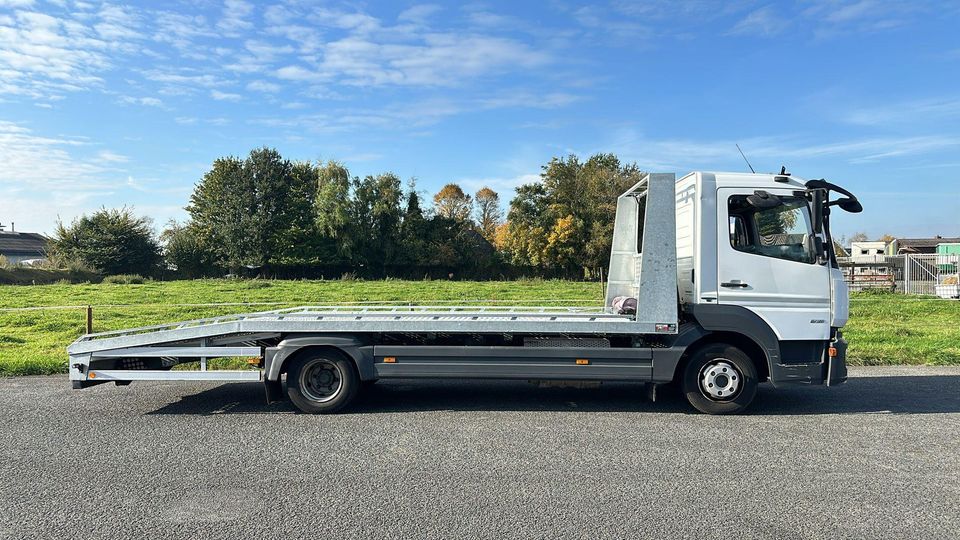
<box><xmin>0</xmin><ymin>267</ymin><xmax>101</xmax><ymax>285</ymax></box>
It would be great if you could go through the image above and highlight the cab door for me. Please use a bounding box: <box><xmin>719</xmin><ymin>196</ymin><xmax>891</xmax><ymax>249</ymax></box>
<box><xmin>716</xmin><ymin>188</ymin><xmax>831</xmax><ymax>340</ymax></box>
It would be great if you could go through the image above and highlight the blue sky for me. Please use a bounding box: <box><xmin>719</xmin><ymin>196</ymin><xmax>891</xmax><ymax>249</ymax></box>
<box><xmin>0</xmin><ymin>0</ymin><xmax>958</xmax><ymax>241</ymax></box>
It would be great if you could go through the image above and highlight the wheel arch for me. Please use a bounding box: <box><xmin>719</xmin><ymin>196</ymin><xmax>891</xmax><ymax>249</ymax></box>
<box><xmin>266</xmin><ymin>334</ymin><xmax>375</xmax><ymax>382</ymax></box>
<box><xmin>672</xmin><ymin>331</ymin><xmax>770</xmax><ymax>384</ymax></box>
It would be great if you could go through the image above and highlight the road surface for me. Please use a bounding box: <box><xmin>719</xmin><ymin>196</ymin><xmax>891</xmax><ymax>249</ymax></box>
<box><xmin>1</xmin><ymin>366</ymin><xmax>958</xmax><ymax>539</ymax></box>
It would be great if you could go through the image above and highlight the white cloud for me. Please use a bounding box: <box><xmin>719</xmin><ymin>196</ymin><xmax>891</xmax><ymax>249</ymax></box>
<box><xmin>456</xmin><ymin>173</ymin><xmax>540</xmax><ymax>194</ymax></box>
<box><xmin>276</xmin><ymin>64</ymin><xmax>323</xmax><ymax>82</ymax></box>
<box><xmin>606</xmin><ymin>129</ymin><xmax>960</xmax><ymax>170</ymax></box>
<box><xmin>843</xmin><ymin>98</ymin><xmax>960</xmax><ymax>126</ymax></box>
<box><xmin>120</xmin><ymin>95</ymin><xmax>164</xmax><ymax>107</ymax></box>
<box><xmin>217</xmin><ymin>0</ymin><xmax>254</xmax><ymax>35</ymax></box>
<box><xmin>478</xmin><ymin>92</ymin><xmax>580</xmax><ymax>109</ymax></box>
<box><xmin>0</xmin><ymin>10</ymin><xmax>111</xmax><ymax>98</ymax></box>
<box><xmin>244</xmin><ymin>39</ymin><xmax>293</xmax><ymax>60</ymax></box>
<box><xmin>141</xmin><ymin>69</ymin><xmax>229</xmax><ymax>95</ymax></box>
<box><xmin>249</xmin><ymin>89</ymin><xmax>579</xmax><ymax>135</ymax></box>
<box><xmin>246</xmin><ymin>80</ymin><xmax>280</xmax><ymax>93</ymax></box>
<box><xmin>398</xmin><ymin>5</ymin><xmax>442</xmax><ymax>23</ymax></box>
<box><xmin>0</xmin><ymin>0</ymin><xmax>36</xmax><ymax>7</ymax></box>
<box><xmin>728</xmin><ymin>7</ymin><xmax>788</xmax><ymax>37</ymax></box>
<box><xmin>0</xmin><ymin>120</ymin><xmax>116</xmax><ymax>190</ymax></box>
<box><xmin>93</xmin><ymin>4</ymin><xmax>141</xmax><ymax>41</ymax></box>
<box><xmin>152</xmin><ymin>11</ymin><xmax>217</xmax><ymax>52</ymax></box>
<box><xmin>572</xmin><ymin>5</ymin><xmax>648</xmax><ymax>44</ymax></box>
<box><xmin>310</xmin><ymin>8</ymin><xmax>380</xmax><ymax>33</ymax></box>
<box><xmin>210</xmin><ymin>89</ymin><xmax>241</xmax><ymax>101</ymax></box>
<box><xmin>95</xmin><ymin>150</ymin><xmax>129</xmax><ymax>163</ymax></box>
<box><xmin>311</xmin><ymin>33</ymin><xmax>550</xmax><ymax>86</ymax></box>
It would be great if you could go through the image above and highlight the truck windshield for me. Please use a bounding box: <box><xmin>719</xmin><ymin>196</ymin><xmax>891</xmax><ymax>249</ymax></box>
<box><xmin>728</xmin><ymin>195</ymin><xmax>815</xmax><ymax>264</ymax></box>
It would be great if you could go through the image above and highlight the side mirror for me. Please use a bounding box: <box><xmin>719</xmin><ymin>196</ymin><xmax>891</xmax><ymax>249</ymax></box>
<box><xmin>810</xmin><ymin>189</ymin><xmax>824</xmax><ymax>234</ymax></box>
<box><xmin>838</xmin><ymin>198</ymin><xmax>863</xmax><ymax>213</ymax></box>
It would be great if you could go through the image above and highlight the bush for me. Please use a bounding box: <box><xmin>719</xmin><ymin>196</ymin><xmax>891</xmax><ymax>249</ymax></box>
<box><xmin>855</xmin><ymin>288</ymin><xmax>896</xmax><ymax>296</ymax></box>
<box><xmin>102</xmin><ymin>274</ymin><xmax>148</xmax><ymax>284</ymax></box>
<box><xmin>160</xmin><ymin>221</ymin><xmax>218</xmax><ymax>278</ymax></box>
<box><xmin>49</xmin><ymin>207</ymin><xmax>161</xmax><ymax>276</ymax></box>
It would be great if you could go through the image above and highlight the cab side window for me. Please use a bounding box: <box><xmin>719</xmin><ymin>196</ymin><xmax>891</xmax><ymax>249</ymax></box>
<box><xmin>728</xmin><ymin>195</ymin><xmax>815</xmax><ymax>264</ymax></box>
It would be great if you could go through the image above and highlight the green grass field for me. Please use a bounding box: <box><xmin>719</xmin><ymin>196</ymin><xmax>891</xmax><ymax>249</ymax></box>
<box><xmin>0</xmin><ymin>279</ymin><xmax>957</xmax><ymax>376</ymax></box>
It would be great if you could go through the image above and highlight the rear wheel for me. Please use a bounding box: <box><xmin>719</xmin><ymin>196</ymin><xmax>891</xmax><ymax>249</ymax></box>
<box><xmin>286</xmin><ymin>353</ymin><xmax>359</xmax><ymax>414</ymax></box>
<box><xmin>681</xmin><ymin>343</ymin><xmax>758</xmax><ymax>415</ymax></box>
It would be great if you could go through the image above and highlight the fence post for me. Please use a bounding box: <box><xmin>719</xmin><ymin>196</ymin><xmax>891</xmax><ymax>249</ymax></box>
<box><xmin>904</xmin><ymin>255</ymin><xmax>911</xmax><ymax>295</ymax></box>
<box><xmin>85</xmin><ymin>305</ymin><xmax>93</xmax><ymax>334</ymax></box>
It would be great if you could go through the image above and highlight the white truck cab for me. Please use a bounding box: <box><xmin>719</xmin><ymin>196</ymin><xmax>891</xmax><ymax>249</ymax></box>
<box><xmin>680</xmin><ymin>171</ymin><xmax>845</xmax><ymax>339</ymax></box>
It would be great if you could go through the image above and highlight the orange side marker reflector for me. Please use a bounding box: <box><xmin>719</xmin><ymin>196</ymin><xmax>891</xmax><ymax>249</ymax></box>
<box><xmin>88</xmin><ymin>372</ymin><xmax>96</xmax><ymax>379</ymax></box>
<box><xmin>383</xmin><ymin>357</ymin><xmax>397</xmax><ymax>363</ymax></box>
<box><xmin>575</xmin><ymin>359</ymin><xmax>590</xmax><ymax>365</ymax></box>
<box><xmin>828</xmin><ymin>347</ymin><xmax>838</xmax><ymax>357</ymax></box>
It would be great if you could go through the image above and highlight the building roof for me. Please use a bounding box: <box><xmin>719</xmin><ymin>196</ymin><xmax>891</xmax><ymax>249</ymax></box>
<box><xmin>896</xmin><ymin>237</ymin><xmax>960</xmax><ymax>250</ymax></box>
<box><xmin>0</xmin><ymin>232</ymin><xmax>49</xmax><ymax>257</ymax></box>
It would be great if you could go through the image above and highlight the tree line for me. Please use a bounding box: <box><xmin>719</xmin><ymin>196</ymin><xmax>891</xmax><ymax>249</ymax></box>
<box><xmin>51</xmin><ymin>148</ymin><xmax>645</xmax><ymax>280</ymax></box>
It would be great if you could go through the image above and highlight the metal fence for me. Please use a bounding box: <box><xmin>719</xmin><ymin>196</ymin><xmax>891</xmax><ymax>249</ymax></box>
<box><xmin>839</xmin><ymin>254</ymin><xmax>960</xmax><ymax>298</ymax></box>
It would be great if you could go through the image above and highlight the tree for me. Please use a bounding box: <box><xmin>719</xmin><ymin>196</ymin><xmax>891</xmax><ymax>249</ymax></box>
<box><xmin>498</xmin><ymin>183</ymin><xmax>549</xmax><ymax>266</ymax></box>
<box><xmin>278</xmin><ymin>160</ymin><xmax>321</xmax><ymax>262</ymax></box>
<box><xmin>50</xmin><ymin>207</ymin><xmax>160</xmax><ymax>276</ymax></box>
<box><xmin>186</xmin><ymin>155</ymin><xmax>248</xmax><ymax>270</ymax></box>
<box><xmin>433</xmin><ymin>183</ymin><xmax>472</xmax><ymax>221</ymax></box>
<box><xmin>499</xmin><ymin>153</ymin><xmax>642</xmax><ymax>275</ymax></box>
<box><xmin>353</xmin><ymin>173</ymin><xmax>403</xmax><ymax>271</ymax></box>
<box><xmin>544</xmin><ymin>214</ymin><xmax>583</xmax><ymax>270</ymax></box>
<box><xmin>832</xmin><ymin>239</ymin><xmax>849</xmax><ymax>257</ymax></box>
<box><xmin>186</xmin><ymin>148</ymin><xmax>317</xmax><ymax>271</ymax></box>
<box><xmin>313</xmin><ymin>160</ymin><xmax>355</xmax><ymax>263</ymax></box>
<box><xmin>850</xmin><ymin>232</ymin><xmax>869</xmax><ymax>243</ymax></box>
<box><xmin>398</xmin><ymin>179</ymin><xmax>430</xmax><ymax>265</ymax></box>
<box><xmin>474</xmin><ymin>187</ymin><xmax>503</xmax><ymax>242</ymax></box>
<box><xmin>161</xmin><ymin>220</ymin><xmax>215</xmax><ymax>278</ymax></box>
<box><xmin>242</xmin><ymin>147</ymin><xmax>301</xmax><ymax>267</ymax></box>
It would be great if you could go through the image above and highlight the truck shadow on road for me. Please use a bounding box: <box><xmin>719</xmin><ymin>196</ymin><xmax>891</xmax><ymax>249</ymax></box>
<box><xmin>148</xmin><ymin>375</ymin><xmax>960</xmax><ymax>416</ymax></box>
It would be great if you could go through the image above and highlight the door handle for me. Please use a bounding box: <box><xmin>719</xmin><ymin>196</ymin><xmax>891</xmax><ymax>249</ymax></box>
<box><xmin>721</xmin><ymin>281</ymin><xmax>749</xmax><ymax>288</ymax></box>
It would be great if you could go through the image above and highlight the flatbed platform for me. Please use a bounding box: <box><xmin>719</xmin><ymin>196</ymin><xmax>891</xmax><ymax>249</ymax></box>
<box><xmin>68</xmin><ymin>304</ymin><xmax>653</xmax><ymax>356</ymax></box>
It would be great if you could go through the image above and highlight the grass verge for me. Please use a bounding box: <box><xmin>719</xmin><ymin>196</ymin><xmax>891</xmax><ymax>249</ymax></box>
<box><xmin>0</xmin><ymin>280</ymin><xmax>956</xmax><ymax>375</ymax></box>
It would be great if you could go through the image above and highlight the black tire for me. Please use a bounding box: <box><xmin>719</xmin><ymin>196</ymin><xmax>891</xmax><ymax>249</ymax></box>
<box><xmin>286</xmin><ymin>352</ymin><xmax>359</xmax><ymax>414</ymax></box>
<box><xmin>681</xmin><ymin>343</ymin><xmax>758</xmax><ymax>415</ymax></box>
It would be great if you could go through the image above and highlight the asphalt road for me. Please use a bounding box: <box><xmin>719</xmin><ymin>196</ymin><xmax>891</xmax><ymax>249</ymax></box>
<box><xmin>1</xmin><ymin>366</ymin><xmax>958</xmax><ymax>540</ymax></box>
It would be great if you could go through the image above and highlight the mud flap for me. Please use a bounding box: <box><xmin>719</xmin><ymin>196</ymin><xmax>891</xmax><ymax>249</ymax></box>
<box><xmin>827</xmin><ymin>336</ymin><xmax>848</xmax><ymax>386</ymax></box>
<box><xmin>263</xmin><ymin>379</ymin><xmax>284</xmax><ymax>403</ymax></box>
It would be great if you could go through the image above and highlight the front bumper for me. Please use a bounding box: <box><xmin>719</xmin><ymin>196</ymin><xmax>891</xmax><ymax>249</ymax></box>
<box><xmin>769</xmin><ymin>333</ymin><xmax>848</xmax><ymax>387</ymax></box>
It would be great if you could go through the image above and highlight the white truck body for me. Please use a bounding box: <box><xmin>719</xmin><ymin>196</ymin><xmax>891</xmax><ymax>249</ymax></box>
<box><xmin>68</xmin><ymin>171</ymin><xmax>859</xmax><ymax>414</ymax></box>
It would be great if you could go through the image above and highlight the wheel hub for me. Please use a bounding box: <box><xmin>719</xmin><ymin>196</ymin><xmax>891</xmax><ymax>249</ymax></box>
<box><xmin>300</xmin><ymin>359</ymin><xmax>343</xmax><ymax>403</ymax></box>
<box><xmin>699</xmin><ymin>360</ymin><xmax>741</xmax><ymax>401</ymax></box>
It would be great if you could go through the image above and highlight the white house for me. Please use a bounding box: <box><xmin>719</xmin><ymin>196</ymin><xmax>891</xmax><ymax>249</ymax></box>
<box><xmin>849</xmin><ymin>240</ymin><xmax>890</xmax><ymax>276</ymax></box>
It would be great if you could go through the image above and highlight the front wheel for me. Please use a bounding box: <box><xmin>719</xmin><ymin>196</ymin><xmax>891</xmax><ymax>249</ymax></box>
<box><xmin>286</xmin><ymin>353</ymin><xmax>359</xmax><ymax>414</ymax></box>
<box><xmin>681</xmin><ymin>343</ymin><xmax>758</xmax><ymax>415</ymax></box>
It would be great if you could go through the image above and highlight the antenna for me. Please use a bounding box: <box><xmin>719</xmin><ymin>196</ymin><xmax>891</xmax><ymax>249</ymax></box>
<box><xmin>736</xmin><ymin>144</ymin><xmax>755</xmax><ymax>174</ymax></box>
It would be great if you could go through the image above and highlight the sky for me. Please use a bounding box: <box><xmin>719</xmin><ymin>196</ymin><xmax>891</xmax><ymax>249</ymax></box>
<box><xmin>0</xmin><ymin>0</ymin><xmax>959</xmax><ymax>241</ymax></box>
